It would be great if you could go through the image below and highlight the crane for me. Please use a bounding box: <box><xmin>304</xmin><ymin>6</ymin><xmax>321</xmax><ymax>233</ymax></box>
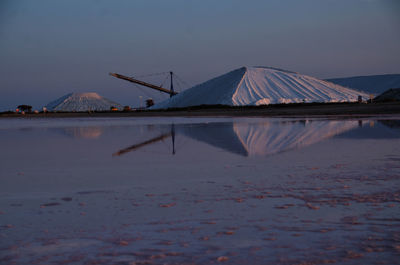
<box><xmin>109</xmin><ymin>72</ymin><xmax>178</xmax><ymax>97</ymax></box>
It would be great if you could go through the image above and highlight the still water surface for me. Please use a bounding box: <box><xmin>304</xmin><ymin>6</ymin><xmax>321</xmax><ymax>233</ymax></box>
<box><xmin>0</xmin><ymin>117</ymin><xmax>399</xmax><ymax>264</ymax></box>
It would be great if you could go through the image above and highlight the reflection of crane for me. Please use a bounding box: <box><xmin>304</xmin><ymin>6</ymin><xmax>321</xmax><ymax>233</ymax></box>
<box><xmin>112</xmin><ymin>124</ymin><xmax>176</xmax><ymax>156</ymax></box>
<box><xmin>109</xmin><ymin>72</ymin><xmax>178</xmax><ymax>98</ymax></box>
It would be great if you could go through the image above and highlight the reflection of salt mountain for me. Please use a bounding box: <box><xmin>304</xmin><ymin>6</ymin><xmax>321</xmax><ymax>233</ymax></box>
<box><xmin>337</xmin><ymin>120</ymin><xmax>400</xmax><ymax>139</ymax></box>
<box><xmin>178</xmin><ymin>123</ymin><xmax>249</xmax><ymax>156</ymax></box>
<box><xmin>52</xmin><ymin>127</ymin><xmax>103</xmax><ymax>139</ymax></box>
<box><xmin>379</xmin><ymin>119</ymin><xmax>400</xmax><ymax>129</ymax></box>
<box><xmin>233</xmin><ymin>121</ymin><xmax>358</xmax><ymax>156</ymax></box>
<box><xmin>179</xmin><ymin>120</ymin><xmax>359</xmax><ymax>156</ymax></box>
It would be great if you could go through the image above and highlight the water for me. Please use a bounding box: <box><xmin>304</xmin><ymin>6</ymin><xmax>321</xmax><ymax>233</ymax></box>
<box><xmin>0</xmin><ymin>117</ymin><xmax>399</xmax><ymax>264</ymax></box>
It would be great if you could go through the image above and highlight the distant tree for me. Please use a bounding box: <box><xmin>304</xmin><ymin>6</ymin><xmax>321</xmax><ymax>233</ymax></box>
<box><xmin>123</xmin><ymin>106</ymin><xmax>131</xmax><ymax>112</ymax></box>
<box><xmin>17</xmin><ymin>105</ymin><xmax>32</xmax><ymax>112</ymax></box>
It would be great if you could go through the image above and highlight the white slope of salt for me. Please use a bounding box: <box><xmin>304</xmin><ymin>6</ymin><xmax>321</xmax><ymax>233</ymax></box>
<box><xmin>152</xmin><ymin>67</ymin><xmax>369</xmax><ymax>109</ymax></box>
<box><xmin>152</xmin><ymin>67</ymin><xmax>247</xmax><ymax>109</ymax></box>
<box><xmin>46</xmin><ymin>93</ymin><xmax>73</xmax><ymax>110</ymax></box>
<box><xmin>233</xmin><ymin>67</ymin><xmax>369</xmax><ymax>105</ymax></box>
<box><xmin>46</xmin><ymin>93</ymin><xmax>122</xmax><ymax>112</ymax></box>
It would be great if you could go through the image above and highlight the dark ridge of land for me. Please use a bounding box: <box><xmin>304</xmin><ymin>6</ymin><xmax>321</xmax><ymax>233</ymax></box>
<box><xmin>326</xmin><ymin>74</ymin><xmax>400</xmax><ymax>95</ymax></box>
<box><xmin>1</xmin><ymin>102</ymin><xmax>400</xmax><ymax>118</ymax></box>
<box><xmin>375</xmin><ymin>88</ymin><xmax>400</xmax><ymax>102</ymax></box>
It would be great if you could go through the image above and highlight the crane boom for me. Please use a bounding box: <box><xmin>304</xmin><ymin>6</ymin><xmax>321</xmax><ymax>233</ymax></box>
<box><xmin>109</xmin><ymin>72</ymin><xmax>178</xmax><ymax>96</ymax></box>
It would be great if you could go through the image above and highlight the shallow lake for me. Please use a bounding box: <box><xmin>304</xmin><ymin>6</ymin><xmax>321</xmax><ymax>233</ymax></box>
<box><xmin>1</xmin><ymin>116</ymin><xmax>399</xmax><ymax>264</ymax></box>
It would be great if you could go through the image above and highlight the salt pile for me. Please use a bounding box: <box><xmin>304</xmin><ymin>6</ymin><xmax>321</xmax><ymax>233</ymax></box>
<box><xmin>152</xmin><ymin>67</ymin><xmax>368</xmax><ymax>109</ymax></box>
<box><xmin>46</xmin><ymin>92</ymin><xmax>122</xmax><ymax>111</ymax></box>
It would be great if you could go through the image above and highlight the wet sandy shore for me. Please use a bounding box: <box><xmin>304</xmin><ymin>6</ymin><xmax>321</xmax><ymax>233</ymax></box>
<box><xmin>2</xmin><ymin>153</ymin><xmax>399</xmax><ymax>265</ymax></box>
<box><xmin>0</xmin><ymin>116</ymin><xmax>399</xmax><ymax>265</ymax></box>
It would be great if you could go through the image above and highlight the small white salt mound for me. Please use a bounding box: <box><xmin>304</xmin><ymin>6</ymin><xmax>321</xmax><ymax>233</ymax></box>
<box><xmin>46</xmin><ymin>92</ymin><xmax>122</xmax><ymax>112</ymax></box>
<box><xmin>152</xmin><ymin>67</ymin><xmax>369</xmax><ymax>109</ymax></box>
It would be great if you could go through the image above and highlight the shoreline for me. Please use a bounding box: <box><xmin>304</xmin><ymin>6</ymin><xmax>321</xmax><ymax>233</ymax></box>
<box><xmin>1</xmin><ymin>102</ymin><xmax>400</xmax><ymax>119</ymax></box>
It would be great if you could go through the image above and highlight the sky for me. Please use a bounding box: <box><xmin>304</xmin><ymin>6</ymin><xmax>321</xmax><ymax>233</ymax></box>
<box><xmin>0</xmin><ymin>0</ymin><xmax>399</xmax><ymax>110</ymax></box>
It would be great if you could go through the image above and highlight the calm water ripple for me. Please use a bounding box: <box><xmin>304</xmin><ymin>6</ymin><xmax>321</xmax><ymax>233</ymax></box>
<box><xmin>0</xmin><ymin>117</ymin><xmax>399</xmax><ymax>264</ymax></box>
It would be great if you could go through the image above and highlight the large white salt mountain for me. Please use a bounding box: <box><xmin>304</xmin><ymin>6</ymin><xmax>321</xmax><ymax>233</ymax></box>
<box><xmin>46</xmin><ymin>92</ymin><xmax>122</xmax><ymax>112</ymax></box>
<box><xmin>152</xmin><ymin>67</ymin><xmax>369</xmax><ymax>109</ymax></box>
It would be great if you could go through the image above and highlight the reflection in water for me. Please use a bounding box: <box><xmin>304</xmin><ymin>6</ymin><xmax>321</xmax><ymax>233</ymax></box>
<box><xmin>234</xmin><ymin>120</ymin><xmax>359</xmax><ymax>156</ymax></box>
<box><xmin>2</xmin><ymin>118</ymin><xmax>400</xmax><ymax>265</ymax></box>
<box><xmin>180</xmin><ymin>123</ymin><xmax>248</xmax><ymax>156</ymax></box>
<box><xmin>53</xmin><ymin>127</ymin><xmax>103</xmax><ymax>139</ymax></box>
<box><xmin>112</xmin><ymin>132</ymin><xmax>173</xmax><ymax>156</ymax></box>
<box><xmin>379</xmin><ymin>119</ymin><xmax>400</xmax><ymax>129</ymax></box>
<box><xmin>112</xmin><ymin>124</ymin><xmax>176</xmax><ymax>156</ymax></box>
<box><xmin>113</xmin><ymin>120</ymin><xmax>364</xmax><ymax>157</ymax></box>
<box><xmin>49</xmin><ymin>120</ymin><xmax>398</xmax><ymax>157</ymax></box>
<box><xmin>181</xmin><ymin>120</ymin><xmax>359</xmax><ymax>156</ymax></box>
<box><xmin>338</xmin><ymin>119</ymin><xmax>400</xmax><ymax>139</ymax></box>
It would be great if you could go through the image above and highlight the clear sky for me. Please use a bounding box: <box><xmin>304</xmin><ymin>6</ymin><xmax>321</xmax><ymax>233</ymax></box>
<box><xmin>1</xmin><ymin>0</ymin><xmax>399</xmax><ymax>110</ymax></box>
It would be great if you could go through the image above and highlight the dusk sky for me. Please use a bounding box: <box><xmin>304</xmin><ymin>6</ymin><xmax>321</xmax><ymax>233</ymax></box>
<box><xmin>1</xmin><ymin>0</ymin><xmax>399</xmax><ymax>110</ymax></box>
